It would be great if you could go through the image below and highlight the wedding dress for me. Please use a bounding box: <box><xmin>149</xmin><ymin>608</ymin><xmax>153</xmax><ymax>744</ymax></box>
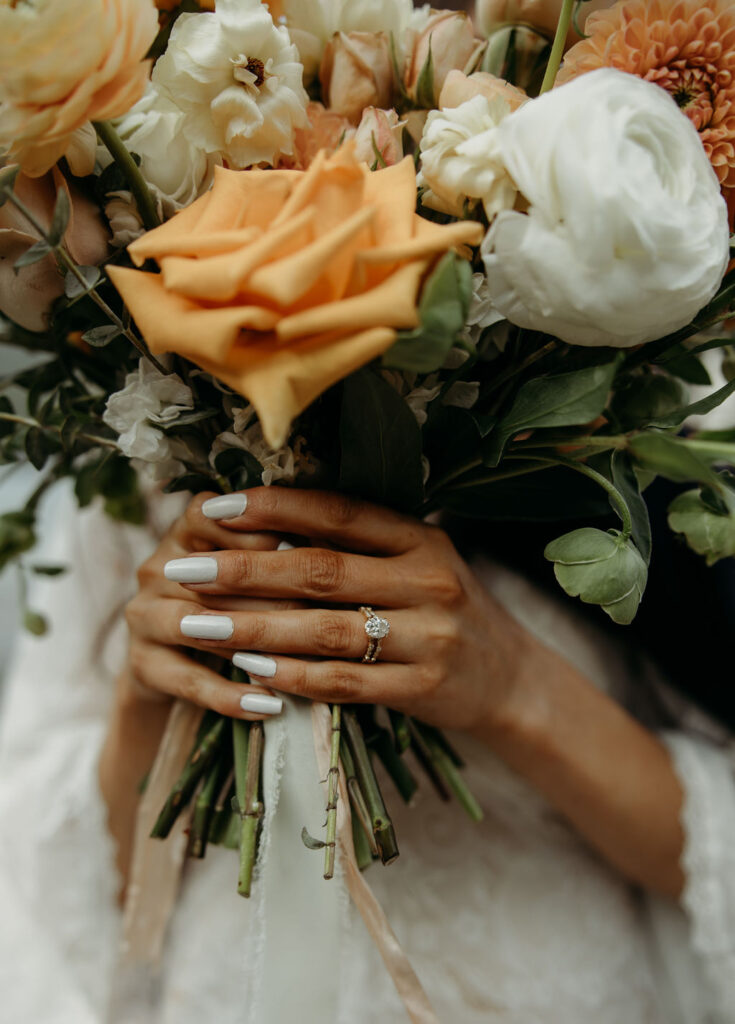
<box><xmin>1</xmin><ymin>481</ymin><xmax>735</xmax><ymax>1024</ymax></box>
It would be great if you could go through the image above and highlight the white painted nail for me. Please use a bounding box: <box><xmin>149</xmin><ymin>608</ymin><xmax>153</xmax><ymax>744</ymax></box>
<box><xmin>233</xmin><ymin>651</ymin><xmax>277</xmax><ymax>678</ymax></box>
<box><xmin>164</xmin><ymin>557</ymin><xmax>218</xmax><ymax>583</ymax></box>
<box><xmin>276</xmin><ymin>539</ymin><xmax>294</xmax><ymax>551</ymax></box>
<box><xmin>180</xmin><ymin>615</ymin><xmax>234</xmax><ymax>640</ymax></box>
<box><xmin>202</xmin><ymin>493</ymin><xmax>247</xmax><ymax>520</ymax></box>
<box><xmin>239</xmin><ymin>693</ymin><xmax>283</xmax><ymax>715</ymax></box>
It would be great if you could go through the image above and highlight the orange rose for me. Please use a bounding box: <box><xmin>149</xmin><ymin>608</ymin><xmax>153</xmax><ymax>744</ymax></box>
<box><xmin>281</xmin><ymin>102</ymin><xmax>354</xmax><ymax>171</ymax></box>
<box><xmin>0</xmin><ymin>0</ymin><xmax>158</xmax><ymax>177</ymax></box>
<box><xmin>108</xmin><ymin>148</ymin><xmax>482</xmax><ymax>447</ymax></box>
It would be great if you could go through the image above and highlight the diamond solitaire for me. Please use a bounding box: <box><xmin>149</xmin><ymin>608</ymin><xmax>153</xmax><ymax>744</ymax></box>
<box><xmin>359</xmin><ymin>606</ymin><xmax>390</xmax><ymax>663</ymax></box>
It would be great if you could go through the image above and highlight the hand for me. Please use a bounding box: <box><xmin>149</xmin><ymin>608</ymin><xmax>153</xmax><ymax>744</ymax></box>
<box><xmin>144</xmin><ymin>487</ymin><xmax>534</xmax><ymax>732</ymax></box>
<box><xmin>123</xmin><ymin>497</ymin><xmax>300</xmax><ymax>720</ymax></box>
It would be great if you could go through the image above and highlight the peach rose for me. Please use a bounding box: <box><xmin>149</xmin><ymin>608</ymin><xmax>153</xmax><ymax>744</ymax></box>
<box><xmin>352</xmin><ymin>108</ymin><xmax>405</xmax><ymax>167</ymax></box>
<box><xmin>0</xmin><ymin>170</ymin><xmax>110</xmax><ymax>331</ymax></box>
<box><xmin>439</xmin><ymin>70</ymin><xmax>527</xmax><ymax>111</ymax></box>
<box><xmin>475</xmin><ymin>0</ymin><xmax>615</xmax><ymax>44</ymax></box>
<box><xmin>320</xmin><ymin>32</ymin><xmax>394</xmax><ymax>125</ymax></box>
<box><xmin>282</xmin><ymin>102</ymin><xmax>354</xmax><ymax>171</ymax></box>
<box><xmin>108</xmin><ymin>149</ymin><xmax>482</xmax><ymax>447</ymax></box>
<box><xmin>405</xmin><ymin>11</ymin><xmax>485</xmax><ymax>107</ymax></box>
<box><xmin>0</xmin><ymin>0</ymin><xmax>158</xmax><ymax>177</ymax></box>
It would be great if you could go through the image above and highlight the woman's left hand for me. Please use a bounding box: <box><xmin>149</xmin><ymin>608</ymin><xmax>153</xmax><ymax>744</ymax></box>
<box><xmin>153</xmin><ymin>487</ymin><xmax>530</xmax><ymax>732</ymax></box>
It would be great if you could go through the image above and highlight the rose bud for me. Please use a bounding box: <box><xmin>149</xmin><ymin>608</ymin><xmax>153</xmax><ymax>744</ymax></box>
<box><xmin>320</xmin><ymin>31</ymin><xmax>394</xmax><ymax>125</ymax></box>
<box><xmin>405</xmin><ymin>10</ymin><xmax>485</xmax><ymax>108</ymax></box>
<box><xmin>352</xmin><ymin>107</ymin><xmax>405</xmax><ymax>167</ymax></box>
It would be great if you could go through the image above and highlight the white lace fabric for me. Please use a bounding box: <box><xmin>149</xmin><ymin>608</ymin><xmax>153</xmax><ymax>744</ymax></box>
<box><xmin>0</xmin><ymin>487</ymin><xmax>734</xmax><ymax>1023</ymax></box>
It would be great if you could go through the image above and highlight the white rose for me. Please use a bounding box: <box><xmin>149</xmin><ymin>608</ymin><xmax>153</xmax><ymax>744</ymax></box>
<box><xmin>482</xmin><ymin>69</ymin><xmax>730</xmax><ymax>348</ymax></box>
<box><xmin>418</xmin><ymin>94</ymin><xmax>517</xmax><ymax>218</ymax></box>
<box><xmin>98</xmin><ymin>85</ymin><xmax>217</xmax><ymax>215</ymax></box>
<box><xmin>103</xmin><ymin>360</ymin><xmax>194</xmax><ymax>477</ymax></box>
<box><xmin>153</xmin><ymin>0</ymin><xmax>308</xmax><ymax>168</ymax></box>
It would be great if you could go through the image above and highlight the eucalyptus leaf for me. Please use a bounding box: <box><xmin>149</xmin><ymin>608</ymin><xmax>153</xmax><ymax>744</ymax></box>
<box><xmin>668</xmin><ymin>488</ymin><xmax>735</xmax><ymax>566</ymax></box>
<box><xmin>14</xmin><ymin>239</ymin><xmax>53</xmax><ymax>272</ymax></box>
<box><xmin>382</xmin><ymin>252</ymin><xmax>472</xmax><ymax>373</ymax></box>
<box><xmin>82</xmin><ymin>325</ymin><xmax>121</xmax><ymax>348</ymax></box>
<box><xmin>300</xmin><ymin>826</ymin><xmax>326</xmax><ymax>851</ymax></box>
<box><xmin>64</xmin><ymin>266</ymin><xmax>101</xmax><ymax>299</ymax></box>
<box><xmin>544</xmin><ymin>527</ymin><xmax>647</xmax><ymax>625</ymax></box>
<box><xmin>48</xmin><ymin>187</ymin><xmax>71</xmax><ymax>247</ymax></box>
<box><xmin>0</xmin><ymin>509</ymin><xmax>36</xmax><ymax>570</ymax></box>
<box><xmin>484</xmin><ymin>358</ymin><xmax>620</xmax><ymax>466</ymax></box>
<box><xmin>339</xmin><ymin>368</ymin><xmax>424</xmax><ymax>512</ymax></box>
<box><xmin>24</xmin><ymin>427</ymin><xmax>49</xmax><ymax>471</ymax></box>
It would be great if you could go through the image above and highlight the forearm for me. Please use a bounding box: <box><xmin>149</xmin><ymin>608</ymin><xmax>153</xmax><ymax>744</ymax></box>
<box><xmin>476</xmin><ymin>634</ymin><xmax>685</xmax><ymax>899</ymax></box>
<box><xmin>98</xmin><ymin>668</ymin><xmax>171</xmax><ymax>895</ymax></box>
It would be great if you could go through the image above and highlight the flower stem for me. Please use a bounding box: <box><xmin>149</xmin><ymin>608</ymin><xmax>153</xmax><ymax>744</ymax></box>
<box><xmin>343</xmin><ymin>710</ymin><xmax>399</xmax><ymax>865</ymax></box>
<box><xmin>93</xmin><ymin>119</ymin><xmax>161</xmax><ymax>232</ymax></box>
<box><xmin>150</xmin><ymin>714</ymin><xmax>226</xmax><ymax>838</ymax></box>
<box><xmin>234</xmin><ymin>719</ymin><xmax>264</xmax><ymax>898</ymax></box>
<box><xmin>323</xmin><ymin>704</ymin><xmax>342</xmax><ymax>880</ymax></box>
<box><xmin>339</xmin><ymin>739</ymin><xmax>379</xmax><ymax>857</ymax></box>
<box><xmin>540</xmin><ymin>0</ymin><xmax>575</xmax><ymax>93</ymax></box>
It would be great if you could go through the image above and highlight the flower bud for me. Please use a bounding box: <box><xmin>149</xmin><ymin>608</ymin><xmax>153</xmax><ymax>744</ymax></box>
<box><xmin>320</xmin><ymin>32</ymin><xmax>394</xmax><ymax>125</ymax></box>
<box><xmin>352</xmin><ymin>107</ymin><xmax>405</xmax><ymax>167</ymax></box>
<box><xmin>475</xmin><ymin>0</ymin><xmax>614</xmax><ymax>45</ymax></box>
<box><xmin>439</xmin><ymin>70</ymin><xmax>527</xmax><ymax>112</ymax></box>
<box><xmin>405</xmin><ymin>10</ymin><xmax>485</xmax><ymax>108</ymax></box>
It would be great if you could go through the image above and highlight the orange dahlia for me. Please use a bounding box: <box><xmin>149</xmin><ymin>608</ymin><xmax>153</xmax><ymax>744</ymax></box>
<box><xmin>559</xmin><ymin>0</ymin><xmax>735</xmax><ymax>209</ymax></box>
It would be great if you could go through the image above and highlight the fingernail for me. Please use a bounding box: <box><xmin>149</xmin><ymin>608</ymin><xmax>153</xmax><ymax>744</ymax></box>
<box><xmin>276</xmin><ymin>539</ymin><xmax>294</xmax><ymax>551</ymax></box>
<box><xmin>202</xmin><ymin>494</ymin><xmax>247</xmax><ymax>520</ymax></box>
<box><xmin>164</xmin><ymin>557</ymin><xmax>218</xmax><ymax>583</ymax></box>
<box><xmin>239</xmin><ymin>693</ymin><xmax>283</xmax><ymax>715</ymax></box>
<box><xmin>233</xmin><ymin>651</ymin><xmax>277</xmax><ymax>678</ymax></box>
<box><xmin>180</xmin><ymin>615</ymin><xmax>234</xmax><ymax>640</ymax></box>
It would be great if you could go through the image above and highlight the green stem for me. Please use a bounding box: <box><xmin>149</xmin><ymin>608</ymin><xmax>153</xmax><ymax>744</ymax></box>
<box><xmin>235</xmin><ymin>720</ymin><xmax>264</xmax><ymax>898</ymax></box>
<box><xmin>340</xmin><ymin>739</ymin><xmax>379</xmax><ymax>857</ymax></box>
<box><xmin>343</xmin><ymin>711</ymin><xmax>399</xmax><ymax>865</ymax></box>
<box><xmin>150</xmin><ymin>715</ymin><xmax>226</xmax><ymax>838</ymax></box>
<box><xmin>187</xmin><ymin>755</ymin><xmax>224</xmax><ymax>859</ymax></box>
<box><xmin>0</xmin><ymin>411</ymin><xmax>119</xmax><ymax>450</ymax></box>
<box><xmin>414</xmin><ymin>723</ymin><xmax>483</xmax><ymax>822</ymax></box>
<box><xmin>323</xmin><ymin>704</ymin><xmax>342</xmax><ymax>880</ymax></box>
<box><xmin>484</xmin><ymin>340</ymin><xmax>559</xmax><ymax>398</ymax></box>
<box><xmin>93</xmin><ymin>120</ymin><xmax>160</xmax><ymax>231</ymax></box>
<box><xmin>539</xmin><ymin>0</ymin><xmax>574</xmax><ymax>93</ymax></box>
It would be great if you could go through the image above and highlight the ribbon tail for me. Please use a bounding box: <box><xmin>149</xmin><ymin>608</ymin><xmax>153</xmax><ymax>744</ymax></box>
<box><xmin>310</xmin><ymin>703</ymin><xmax>440</xmax><ymax>1024</ymax></box>
<box><xmin>107</xmin><ymin>699</ymin><xmax>203</xmax><ymax>1023</ymax></box>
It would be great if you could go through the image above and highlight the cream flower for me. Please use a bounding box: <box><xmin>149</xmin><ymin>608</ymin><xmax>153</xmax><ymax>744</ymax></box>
<box><xmin>153</xmin><ymin>0</ymin><xmax>308</xmax><ymax>168</ymax></box>
<box><xmin>0</xmin><ymin>0</ymin><xmax>157</xmax><ymax>176</ymax></box>
<box><xmin>98</xmin><ymin>85</ymin><xmax>218</xmax><ymax>215</ymax></box>
<box><xmin>353</xmin><ymin>108</ymin><xmax>405</xmax><ymax>167</ymax></box>
<box><xmin>418</xmin><ymin>94</ymin><xmax>517</xmax><ymax>218</ymax></box>
<box><xmin>482</xmin><ymin>69</ymin><xmax>730</xmax><ymax>347</ymax></box>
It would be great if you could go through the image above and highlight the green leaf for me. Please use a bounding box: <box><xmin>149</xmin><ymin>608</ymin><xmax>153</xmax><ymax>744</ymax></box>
<box><xmin>648</xmin><ymin>375</ymin><xmax>735</xmax><ymax>428</ymax></box>
<box><xmin>48</xmin><ymin>186</ymin><xmax>71</xmax><ymax>247</ymax></box>
<box><xmin>544</xmin><ymin>527</ymin><xmax>647</xmax><ymax>625</ymax></box>
<box><xmin>339</xmin><ymin>368</ymin><xmax>424</xmax><ymax>512</ymax></box>
<box><xmin>13</xmin><ymin>239</ymin><xmax>53</xmax><ymax>271</ymax></box>
<box><xmin>611</xmin><ymin>451</ymin><xmax>652</xmax><ymax>564</ymax></box>
<box><xmin>82</xmin><ymin>325</ymin><xmax>121</xmax><ymax>347</ymax></box>
<box><xmin>382</xmin><ymin>252</ymin><xmax>472</xmax><ymax>373</ymax></box>
<box><xmin>163</xmin><ymin>472</ymin><xmax>218</xmax><ymax>495</ymax></box>
<box><xmin>24</xmin><ymin>427</ymin><xmax>49</xmax><ymax>471</ymax></box>
<box><xmin>31</xmin><ymin>564</ymin><xmax>67</xmax><ymax>576</ymax></box>
<box><xmin>484</xmin><ymin>358</ymin><xmax>620</xmax><ymax>466</ymax></box>
<box><xmin>213</xmin><ymin>446</ymin><xmax>263</xmax><ymax>484</ymax></box>
<box><xmin>663</xmin><ymin>352</ymin><xmax>711</xmax><ymax>386</ymax></box>
<box><xmin>414</xmin><ymin>38</ymin><xmax>435</xmax><ymax>108</ymax></box>
<box><xmin>0</xmin><ymin>164</ymin><xmax>21</xmax><ymax>203</ymax></box>
<box><xmin>0</xmin><ymin>509</ymin><xmax>36</xmax><ymax>572</ymax></box>
<box><xmin>23</xmin><ymin>610</ymin><xmax>48</xmax><ymax>636</ymax></box>
<box><xmin>64</xmin><ymin>266</ymin><xmax>101</xmax><ymax>299</ymax></box>
<box><xmin>668</xmin><ymin>488</ymin><xmax>735</xmax><ymax>566</ymax></box>
<box><xmin>609</xmin><ymin>372</ymin><xmax>687</xmax><ymax>430</ymax></box>
<box><xmin>629</xmin><ymin>433</ymin><xmax>721</xmax><ymax>486</ymax></box>
<box><xmin>0</xmin><ymin>396</ymin><xmax>14</xmax><ymax>438</ymax></box>
<box><xmin>300</xmin><ymin>826</ymin><xmax>326</xmax><ymax>851</ymax></box>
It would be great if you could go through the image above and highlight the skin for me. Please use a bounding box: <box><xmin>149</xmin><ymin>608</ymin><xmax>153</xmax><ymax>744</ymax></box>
<box><xmin>100</xmin><ymin>487</ymin><xmax>684</xmax><ymax>899</ymax></box>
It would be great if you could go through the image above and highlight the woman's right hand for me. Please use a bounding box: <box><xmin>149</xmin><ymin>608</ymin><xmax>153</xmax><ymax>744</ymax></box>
<box><xmin>122</xmin><ymin>493</ymin><xmax>294</xmax><ymax>721</ymax></box>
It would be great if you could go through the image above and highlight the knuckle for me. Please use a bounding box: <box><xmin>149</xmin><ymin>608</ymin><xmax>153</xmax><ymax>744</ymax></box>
<box><xmin>299</xmin><ymin>548</ymin><xmax>346</xmax><ymax>597</ymax></box>
<box><xmin>124</xmin><ymin>595</ymin><xmax>144</xmax><ymax>632</ymax></box>
<box><xmin>244</xmin><ymin>614</ymin><xmax>269</xmax><ymax>650</ymax></box>
<box><xmin>418</xmin><ymin>663</ymin><xmax>443</xmax><ymax>696</ymax></box>
<box><xmin>136</xmin><ymin>557</ymin><xmax>158</xmax><ymax>589</ymax></box>
<box><xmin>313</xmin><ymin>614</ymin><xmax>353</xmax><ymax>656</ymax></box>
<box><xmin>319</xmin><ymin>663</ymin><xmax>361</xmax><ymax>701</ymax></box>
<box><xmin>322</xmin><ymin>493</ymin><xmax>360</xmax><ymax>530</ymax></box>
<box><xmin>430</xmin><ymin>615</ymin><xmax>461</xmax><ymax>657</ymax></box>
<box><xmin>424</xmin><ymin>567</ymin><xmax>464</xmax><ymax>605</ymax></box>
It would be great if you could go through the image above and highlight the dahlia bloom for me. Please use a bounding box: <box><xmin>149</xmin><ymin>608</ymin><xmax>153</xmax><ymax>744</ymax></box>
<box><xmin>559</xmin><ymin>0</ymin><xmax>735</xmax><ymax>211</ymax></box>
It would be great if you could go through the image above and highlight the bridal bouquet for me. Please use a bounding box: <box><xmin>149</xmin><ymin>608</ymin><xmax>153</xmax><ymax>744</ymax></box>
<box><xmin>2</xmin><ymin>0</ymin><xmax>735</xmax><ymax>904</ymax></box>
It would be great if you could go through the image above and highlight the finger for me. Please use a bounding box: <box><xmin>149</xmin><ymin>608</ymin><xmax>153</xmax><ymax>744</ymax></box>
<box><xmin>193</xmin><ymin>488</ymin><xmax>424</xmax><ymax>555</ymax></box>
<box><xmin>171</xmin><ymin>494</ymin><xmax>286</xmax><ymax>553</ymax></box>
<box><xmin>162</xmin><ymin>547</ymin><xmax>421</xmax><ymax>606</ymax></box>
<box><xmin>128</xmin><ymin>641</ymin><xmax>283</xmax><ymax>719</ymax></box>
<box><xmin>135</xmin><ymin>597</ymin><xmax>415</xmax><ymax>663</ymax></box>
<box><xmin>229</xmin><ymin>652</ymin><xmax>431</xmax><ymax>708</ymax></box>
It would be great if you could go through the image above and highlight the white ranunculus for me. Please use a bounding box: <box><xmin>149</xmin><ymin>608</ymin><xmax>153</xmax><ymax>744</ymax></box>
<box><xmin>153</xmin><ymin>0</ymin><xmax>308</xmax><ymax>168</ymax></box>
<box><xmin>98</xmin><ymin>85</ymin><xmax>218</xmax><ymax>214</ymax></box>
<box><xmin>482</xmin><ymin>69</ymin><xmax>730</xmax><ymax>348</ymax></box>
<box><xmin>418</xmin><ymin>94</ymin><xmax>517</xmax><ymax>218</ymax></box>
<box><xmin>103</xmin><ymin>360</ymin><xmax>194</xmax><ymax>477</ymax></box>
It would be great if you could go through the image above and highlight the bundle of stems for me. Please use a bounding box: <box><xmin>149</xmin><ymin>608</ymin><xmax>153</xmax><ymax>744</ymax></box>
<box><xmin>149</xmin><ymin>676</ymin><xmax>482</xmax><ymax>896</ymax></box>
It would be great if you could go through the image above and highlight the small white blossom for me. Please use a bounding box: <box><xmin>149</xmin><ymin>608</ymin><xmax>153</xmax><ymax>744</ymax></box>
<box><xmin>418</xmin><ymin>94</ymin><xmax>517</xmax><ymax>218</ymax></box>
<box><xmin>382</xmin><ymin>370</ymin><xmax>441</xmax><ymax>426</ymax></box>
<box><xmin>443</xmin><ymin>381</ymin><xmax>480</xmax><ymax>409</ymax></box>
<box><xmin>103</xmin><ymin>360</ymin><xmax>194</xmax><ymax>479</ymax></box>
<box><xmin>210</xmin><ymin>404</ymin><xmax>317</xmax><ymax>485</ymax></box>
<box><xmin>153</xmin><ymin>0</ymin><xmax>308</xmax><ymax>168</ymax></box>
<box><xmin>460</xmin><ymin>271</ymin><xmax>505</xmax><ymax>348</ymax></box>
